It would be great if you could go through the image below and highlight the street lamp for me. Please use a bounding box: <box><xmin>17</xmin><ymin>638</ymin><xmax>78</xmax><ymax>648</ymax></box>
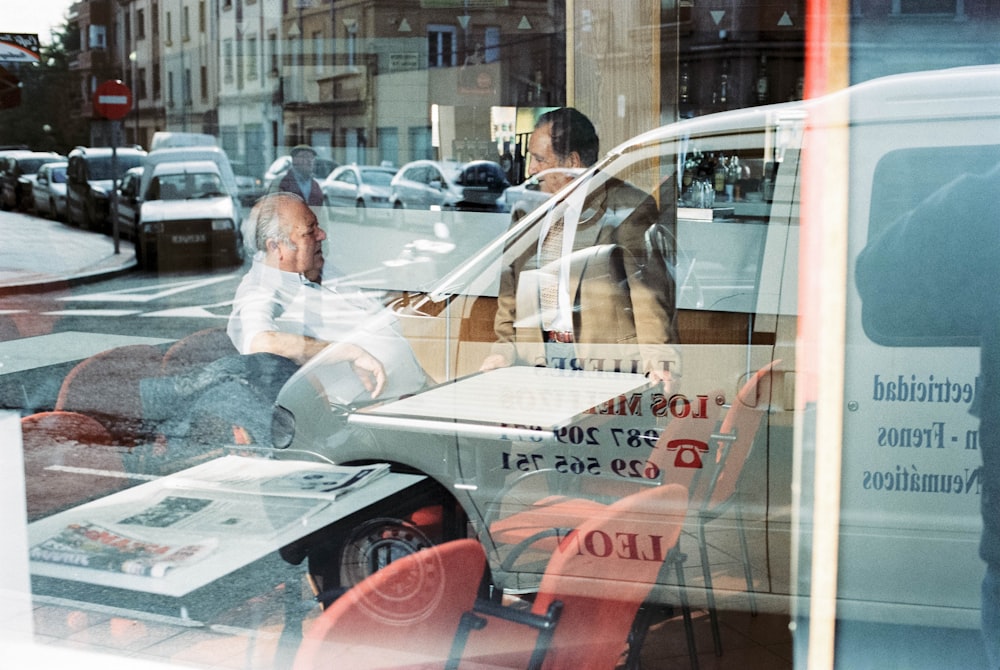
<box><xmin>129</xmin><ymin>50</ymin><xmax>139</xmax><ymax>144</ymax></box>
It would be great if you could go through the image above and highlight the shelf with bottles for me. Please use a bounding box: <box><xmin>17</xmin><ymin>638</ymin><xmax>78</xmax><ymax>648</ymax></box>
<box><xmin>679</xmin><ymin>147</ymin><xmax>778</xmax><ymax>216</ymax></box>
<box><xmin>677</xmin><ymin>47</ymin><xmax>805</xmax><ymax>119</ymax></box>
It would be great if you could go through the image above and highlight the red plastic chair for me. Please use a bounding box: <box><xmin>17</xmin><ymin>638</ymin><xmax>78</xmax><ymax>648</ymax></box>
<box><xmin>690</xmin><ymin>361</ymin><xmax>779</xmax><ymax>655</ymax></box>
<box><xmin>54</xmin><ymin>343</ymin><xmax>166</xmax><ymax>447</ymax></box>
<box><xmin>293</xmin><ymin>538</ymin><xmax>489</xmax><ymax>669</ymax></box>
<box><xmin>458</xmin><ymin>483</ymin><xmax>692</xmax><ymax>670</ymax></box>
<box><xmin>160</xmin><ymin>327</ymin><xmax>238</xmax><ymax>376</ymax></box>
<box><xmin>20</xmin><ymin>411</ymin><xmax>129</xmax><ymax>520</ymax></box>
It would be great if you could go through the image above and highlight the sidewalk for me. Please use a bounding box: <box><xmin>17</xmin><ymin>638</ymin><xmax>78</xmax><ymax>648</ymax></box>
<box><xmin>0</xmin><ymin>209</ymin><xmax>135</xmax><ymax>292</ymax></box>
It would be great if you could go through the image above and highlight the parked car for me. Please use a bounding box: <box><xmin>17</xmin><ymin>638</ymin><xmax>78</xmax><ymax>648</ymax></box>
<box><xmin>389</xmin><ymin>159</ymin><xmax>509</xmax><ymax>213</ymax></box>
<box><xmin>263</xmin><ymin>154</ymin><xmax>337</xmax><ymax>193</ymax></box>
<box><xmin>66</xmin><ymin>145</ymin><xmax>147</xmax><ymax>231</ymax></box>
<box><xmin>321</xmin><ymin>164</ymin><xmax>397</xmax><ymax>222</ymax></box>
<box><xmin>263</xmin><ymin>66</ymin><xmax>1000</xmax><ymax>637</ymax></box>
<box><xmin>133</xmin><ymin>160</ymin><xmax>243</xmax><ymax>270</ymax></box>
<box><xmin>231</xmin><ymin>161</ymin><xmax>265</xmax><ymax>208</ymax></box>
<box><xmin>0</xmin><ymin>151</ymin><xmax>63</xmax><ymax>211</ymax></box>
<box><xmin>500</xmin><ymin>167</ymin><xmax>586</xmax><ymax>221</ymax></box>
<box><xmin>31</xmin><ymin>160</ymin><xmax>69</xmax><ymax>220</ymax></box>
<box><xmin>113</xmin><ymin>166</ymin><xmax>143</xmax><ymax>238</ymax></box>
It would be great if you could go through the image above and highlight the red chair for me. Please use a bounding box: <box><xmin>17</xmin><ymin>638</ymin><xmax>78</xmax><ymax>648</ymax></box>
<box><xmin>457</xmin><ymin>483</ymin><xmax>692</xmax><ymax>670</ymax></box>
<box><xmin>54</xmin><ymin>344</ymin><xmax>167</xmax><ymax>447</ymax></box>
<box><xmin>690</xmin><ymin>361</ymin><xmax>779</xmax><ymax>655</ymax></box>
<box><xmin>20</xmin><ymin>411</ymin><xmax>129</xmax><ymax>520</ymax></box>
<box><xmin>160</xmin><ymin>327</ymin><xmax>238</xmax><ymax>376</ymax></box>
<box><xmin>293</xmin><ymin>538</ymin><xmax>489</xmax><ymax>669</ymax></box>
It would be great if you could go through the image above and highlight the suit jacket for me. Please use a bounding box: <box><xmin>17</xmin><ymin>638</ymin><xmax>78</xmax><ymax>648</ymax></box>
<box><xmin>277</xmin><ymin>170</ymin><xmax>324</xmax><ymax>206</ymax></box>
<box><xmin>490</xmin><ymin>177</ymin><xmax>681</xmax><ymax>377</ymax></box>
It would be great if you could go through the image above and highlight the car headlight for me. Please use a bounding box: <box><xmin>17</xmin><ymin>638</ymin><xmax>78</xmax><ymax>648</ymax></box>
<box><xmin>211</xmin><ymin>219</ymin><xmax>235</xmax><ymax>231</ymax></box>
<box><xmin>142</xmin><ymin>221</ymin><xmax>164</xmax><ymax>234</ymax></box>
<box><xmin>272</xmin><ymin>404</ymin><xmax>295</xmax><ymax>449</ymax></box>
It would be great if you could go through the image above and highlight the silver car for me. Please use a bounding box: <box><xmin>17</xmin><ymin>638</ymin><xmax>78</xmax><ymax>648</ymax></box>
<box><xmin>32</xmin><ymin>160</ymin><xmax>69</xmax><ymax>220</ymax></box>
<box><xmin>321</xmin><ymin>164</ymin><xmax>397</xmax><ymax>222</ymax></box>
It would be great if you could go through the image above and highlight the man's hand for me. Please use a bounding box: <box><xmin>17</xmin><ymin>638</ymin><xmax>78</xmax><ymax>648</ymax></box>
<box><xmin>646</xmin><ymin>368</ymin><xmax>674</xmax><ymax>393</ymax></box>
<box><xmin>346</xmin><ymin>346</ymin><xmax>387</xmax><ymax>398</ymax></box>
<box><xmin>480</xmin><ymin>353</ymin><xmax>511</xmax><ymax>372</ymax></box>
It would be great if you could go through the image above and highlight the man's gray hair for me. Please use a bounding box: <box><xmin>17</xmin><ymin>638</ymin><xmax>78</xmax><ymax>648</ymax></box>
<box><xmin>250</xmin><ymin>192</ymin><xmax>305</xmax><ymax>252</ymax></box>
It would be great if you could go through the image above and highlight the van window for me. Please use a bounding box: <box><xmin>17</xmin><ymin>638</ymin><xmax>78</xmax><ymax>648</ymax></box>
<box><xmin>862</xmin><ymin>145</ymin><xmax>1000</xmax><ymax>346</ymax></box>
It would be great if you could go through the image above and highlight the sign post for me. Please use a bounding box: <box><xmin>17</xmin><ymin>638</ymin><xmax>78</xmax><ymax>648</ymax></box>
<box><xmin>93</xmin><ymin>80</ymin><xmax>133</xmax><ymax>255</ymax></box>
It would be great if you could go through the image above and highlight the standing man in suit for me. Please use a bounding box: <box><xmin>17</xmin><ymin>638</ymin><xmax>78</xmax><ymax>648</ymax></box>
<box><xmin>480</xmin><ymin>107</ymin><xmax>680</xmax><ymax>386</ymax></box>
<box><xmin>276</xmin><ymin>144</ymin><xmax>325</xmax><ymax>206</ymax></box>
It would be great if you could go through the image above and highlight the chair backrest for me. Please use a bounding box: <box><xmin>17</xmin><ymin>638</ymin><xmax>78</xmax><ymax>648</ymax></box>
<box><xmin>160</xmin><ymin>327</ymin><xmax>238</xmax><ymax>376</ymax></box>
<box><xmin>530</xmin><ymin>483</ymin><xmax>690</xmax><ymax>670</ymax></box>
<box><xmin>692</xmin><ymin>361</ymin><xmax>779</xmax><ymax>513</ymax></box>
<box><xmin>293</xmin><ymin>538</ymin><xmax>487</xmax><ymax>670</ymax></box>
<box><xmin>54</xmin><ymin>344</ymin><xmax>166</xmax><ymax>445</ymax></box>
<box><xmin>20</xmin><ymin>411</ymin><xmax>127</xmax><ymax>520</ymax></box>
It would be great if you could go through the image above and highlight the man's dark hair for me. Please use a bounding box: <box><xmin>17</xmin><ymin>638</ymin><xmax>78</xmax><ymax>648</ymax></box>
<box><xmin>537</xmin><ymin>107</ymin><xmax>600</xmax><ymax>167</ymax></box>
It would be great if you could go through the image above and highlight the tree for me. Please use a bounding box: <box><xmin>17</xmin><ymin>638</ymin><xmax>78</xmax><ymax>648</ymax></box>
<box><xmin>0</xmin><ymin>26</ymin><xmax>89</xmax><ymax>153</ymax></box>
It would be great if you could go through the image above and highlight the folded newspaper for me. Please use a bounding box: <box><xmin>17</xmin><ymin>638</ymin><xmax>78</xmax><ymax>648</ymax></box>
<box><xmin>29</xmin><ymin>522</ymin><xmax>216</xmax><ymax>578</ymax></box>
<box><xmin>29</xmin><ymin>457</ymin><xmax>393</xmax><ymax>577</ymax></box>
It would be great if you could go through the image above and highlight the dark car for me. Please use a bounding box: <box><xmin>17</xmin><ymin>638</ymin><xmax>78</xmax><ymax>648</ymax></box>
<box><xmin>66</xmin><ymin>145</ymin><xmax>147</xmax><ymax>232</ymax></box>
<box><xmin>389</xmin><ymin>159</ymin><xmax>509</xmax><ymax>213</ymax></box>
<box><xmin>0</xmin><ymin>151</ymin><xmax>64</xmax><ymax>211</ymax></box>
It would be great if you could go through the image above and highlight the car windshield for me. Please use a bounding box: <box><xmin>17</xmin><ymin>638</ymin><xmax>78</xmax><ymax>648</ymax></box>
<box><xmin>360</xmin><ymin>169</ymin><xmax>394</xmax><ymax>186</ymax></box>
<box><xmin>87</xmin><ymin>154</ymin><xmax>144</xmax><ymax>180</ymax></box>
<box><xmin>147</xmin><ymin>172</ymin><xmax>223</xmax><ymax>200</ymax></box>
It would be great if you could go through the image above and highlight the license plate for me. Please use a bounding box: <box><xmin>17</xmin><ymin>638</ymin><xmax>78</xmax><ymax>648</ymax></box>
<box><xmin>172</xmin><ymin>234</ymin><xmax>207</xmax><ymax>244</ymax></box>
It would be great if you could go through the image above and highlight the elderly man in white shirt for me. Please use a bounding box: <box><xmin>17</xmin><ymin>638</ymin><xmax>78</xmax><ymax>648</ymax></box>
<box><xmin>227</xmin><ymin>192</ymin><xmax>426</xmax><ymax>401</ymax></box>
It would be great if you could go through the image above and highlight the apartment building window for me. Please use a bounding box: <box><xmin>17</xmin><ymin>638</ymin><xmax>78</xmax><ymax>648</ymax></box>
<box><xmin>152</xmin><ymin>61</ymin><xmax>161</xmax><ymax>99</ymax></box>
<box><xmin>312</xmin><ymin>30</ymin><xmax>324</xmax><ymax>72</ymax></box>
<box><xmin>182</xmin><ymin>6</ymin><xmax>190</xmax><ymax>41</ymax></box>
<box><xmin>138</xmin><ymin>67</ymin><xmax>147</xmax><ymax>99</ymax></box>
<box><xmin>247</xmin><ymin>35</ymin><xmax>258</xmax><ymax>80</ymax></box>
<box><xmin>224</xmin><ymin>39</ymin><xmax>234</xmax><ymax>83</ymax></box>
<box><xmin>184</xmin><ymin>68</ymin><xmax>192</xmax><ymax>104</ymax></box>
<box><xmin>268</xmin><ymin>31</ymin><xmax>278</xmax><ymax>76</ymax></box>
<box><xmin>236</xmin><ymin>37</ymin><xmax>244</xmax><ymax>89</ymax></box>
<box><xmin>168</xmin><ymin>71</ymin><xmax>174</xmax><ymax>107</ymax></box>
<box><xmin>151</xmin><ymin>3</ymin><xmax>159</xmax><ymax>38</ymax></box>
<box><xmin>137</xmin><ymin>9</ymin><xmax>145</xmax><ymax>39</ymax></box>
<box><xmin>428</xmin><ymin>25</ymin><xmax>457</xmax><ymax>68</ymax></box>
<box><xmin>199</xmin><ymin>1</ymin><xmax>206</xmax><ymax>33</ymax></box>
<box><xmin>166</xmin><ymin>11</ymin><xmax>172</xmax><ymax>44</ymax></box>
<box><xmin>124</xmin><ymin>12</ymin><xmax>131</xmax><ymax>46</ymax></box>
<box><xmin>200</xmin><ymin>65</ymin><xmax>208</xmax><ymax>100</ymax></box>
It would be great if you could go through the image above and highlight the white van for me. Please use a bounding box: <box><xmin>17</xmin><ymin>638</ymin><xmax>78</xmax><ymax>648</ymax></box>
<box><xmin>266</xmin><ymin>65</ymin><xmax>1000</xmax><ymax>640</ymax></box>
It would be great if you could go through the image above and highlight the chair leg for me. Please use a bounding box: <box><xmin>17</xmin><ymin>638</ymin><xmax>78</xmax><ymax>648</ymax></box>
<box><xmin>624</xmin><ymin>605</ymin><xmax>657</xmax><ymax>670</ymax></box>
<box><xmin>673</xmin><ymin>550</ymin><xmax>700</xmax><ymax>670</ymax></box>
<box><xmin>735</xmin><ymin>502</ymin><xmax>758</xmax><ymax>616</ymax></box>
<box><xmin>698</xmin><ymin>521</ymin><xmax>724</xmax><ymax>656</ymax></box>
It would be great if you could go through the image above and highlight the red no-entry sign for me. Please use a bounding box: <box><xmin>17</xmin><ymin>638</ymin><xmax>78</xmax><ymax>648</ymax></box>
<box><xmin>93</xmin><ymin>80</ymin><xmax>133</xmax><ymax>120</ymax></box>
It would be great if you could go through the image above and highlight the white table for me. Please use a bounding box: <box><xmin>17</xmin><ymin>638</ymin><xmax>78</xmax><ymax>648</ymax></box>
<box><xmin>28</xmin><ymin>456</ymin><xmax>426</xmax><ymax>621</ymax></box>
<box><xmin>349</xmin><ymin>366</ymin><xmax>653</xmax><ymax>440</ymax></box>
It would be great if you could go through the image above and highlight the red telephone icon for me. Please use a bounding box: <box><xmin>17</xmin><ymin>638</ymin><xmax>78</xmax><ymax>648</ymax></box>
<box><xmin>666</xmin><ymin>439</ymin><xmax>709</xmax><ymax>468</ymax></box>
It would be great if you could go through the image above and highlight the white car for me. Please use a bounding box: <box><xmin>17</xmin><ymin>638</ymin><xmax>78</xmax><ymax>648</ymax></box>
<box><xmin>32</xmin><ymin>160</ymin><xmax>68</xmax><ymax>220</ymax></box>
<box><xmin>135</xmin><ymin>160</ymin><xmax>243</xmax><ymax>270</ymax></box>
<box><xmin>321</xmin><ymin>164</ymin><xmax>397</xmax><ymax>222</ymax></box>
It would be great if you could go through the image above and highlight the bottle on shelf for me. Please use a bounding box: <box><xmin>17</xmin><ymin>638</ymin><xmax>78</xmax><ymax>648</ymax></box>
<box><xmin>756</xmin><ymin>54</ymin><xmax>769</xmax><ymax>104</ymax></box>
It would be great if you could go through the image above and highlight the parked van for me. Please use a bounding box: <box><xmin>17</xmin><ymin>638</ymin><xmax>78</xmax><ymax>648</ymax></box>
<box><xmin>66</xmin><ymin>145</ymin><xmax>147</xmax><ymax>231</ymax></box>
<box><xmin>265</xmin><ymin>65</ymin><xmax>999</xmax><ymax>637</ymax></box>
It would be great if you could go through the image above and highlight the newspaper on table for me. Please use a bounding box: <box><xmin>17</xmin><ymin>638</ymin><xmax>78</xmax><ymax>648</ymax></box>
<box><xmin>29</xmin><ymin>456</ymin><xmax>391</xmax><ymax>577</ymax></box>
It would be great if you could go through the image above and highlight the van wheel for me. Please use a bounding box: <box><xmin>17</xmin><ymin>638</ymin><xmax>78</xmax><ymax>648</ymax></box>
<box><xmin>338</xmin><ymin>517</ymin><xmax>434</xmax><ymax>589</ymax></box>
